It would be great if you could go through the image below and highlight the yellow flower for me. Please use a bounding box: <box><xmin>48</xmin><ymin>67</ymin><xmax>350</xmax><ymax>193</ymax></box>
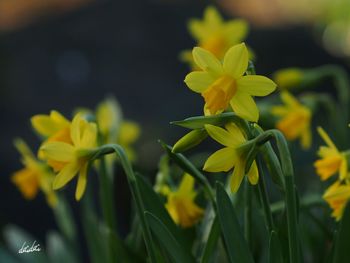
<box><xmin>314</xmin><ymin>127</ymin><xmax>348</xmax><ymax>181</ymax></box>
<box><xmin>163</xmin><ymin>174</ymin><xmax>204</xmax><ymax>228</ymax></box>
<box><xmin>271</xmin><ymin>91</ymin><xmax>312</xmax><ymax>149</ymax></box>
<box><xmin>180</xmin><ymin>6</ymin><xmax>249</xmax><ymax>68</ymax></box>
<box><xmin>40</xmin><ymin>113</ymin><xmax>97</xmax><ymax>201</ymax></box>
<box><xmin>323</xmin><ymin>181</ymin><xmax>350</xmax><ymax>221</ymax></box>
<box><xmin>273</xmin><ymin>68</ymin><xmax>303</xmax><ymax>89</ymax></box>
<box><xmin>118</xmin><ymin>121</ymin><xmax>140</xmax><ymax>161</ymax></box>
<box><xmin>31</xmin><ymin>110</ymin><xmax>71</xmax><ymax>144</ymax></box>
<box><xmin>184</xmin><ymin>43</ymin><xmax>276</xmax><ymax>121</ymax></box>
<box><xmin>203</xmin><ymin>123</ymin><xmax>259</xmax><ymax>192</ymax></box>
<box><xmin>11</xmin><ymin>139</ymin><xmax>57</xmax><ymax>207</ymax></box>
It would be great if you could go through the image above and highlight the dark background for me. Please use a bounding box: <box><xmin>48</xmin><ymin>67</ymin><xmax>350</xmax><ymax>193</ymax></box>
<box><xmin>0</xmin><ymin>0</ymin><xmax>347</xmax><ymax>259</ymax></box>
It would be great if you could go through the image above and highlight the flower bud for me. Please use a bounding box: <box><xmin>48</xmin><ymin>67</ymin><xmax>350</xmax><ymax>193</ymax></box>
<box><xmin>172</xmin><ymin>129</ymin><xmax>208</xmax><ymax>153</ymax></box>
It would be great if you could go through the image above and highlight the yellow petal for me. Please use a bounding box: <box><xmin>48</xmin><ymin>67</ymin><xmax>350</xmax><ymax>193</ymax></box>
<box><xmin>71</xmin><ymin>114</ymin><xmax>83</xmax><ymax>146</ymax></box>
<box><xmin>300</xmin><ymin>127</ymin><xmax>312</xmax><ymax>150</ymax></box>
<box><xmin>184</xmin><ymin>71</ymin><xmax>215</xmax><ymax>93</ymax></box>
<box><xmin>224</xmin><ymin>20</ymin><xmax>248</xmax><ymax>43</ymax></box>
<box><xmin>205</xmin><ymin>124</ymin><xmax>242</xmax><ymax>147</ymax></box>
<box><xmin>280</xmin><ymin>91</ymin><xmax>299</xmax><ymax>107</ymax></box>
<box><xmin>230</xmin><ymin>160</ymin><xmax>245</xmax><ymax>192</ymax></box>
<box><xmin>237</xmin><ymin>75</ymin><xmax>276</xmax><ymax>96</ymax></box>
<box><xmin>339</xmin><ymin>156</ymin><xmax>348</xmax><ymax>181</ymax></box>
<box><xmin>192</xmin><ymin>47</ymin><xmax>223</xmax><ymax>76</ymax></box>
<box><xmin>81</xmin><ymin>123</ymin><xmax>97</xmax><ymax>148</ymax></box>
<box><xmin>118</xmin><ymin>121</ymin><xmax>141</xmax><ymax>145</ymax></box>
<box><xmin>188</xmin><ymin>19</ymin><xmax>206</xmax><ymax>41</ymax></box>
<box><xmin>314</xmin><ymin>156</ymin><xmax>342</xmax><ymax>180</ymax></box>
<box><xmin>204</xmin><ymin>6</ymin><xmax>222</xmax><ymax>26</ymax></box>
<box><xmin>224</xmin><ymin>123</ymin><xmax>246</xmax><ymax>143</ymax></box>
<box><xmin>230</xmin><ymin>91</ymin><xmax>259</xmax><ymax>122</ymax></box>
<box><xmin>223</xmin><ymin>43</ymin><xmax>248</xmax><ymax>78</ymax></box>
<box><xmin>41</xmin><ymin>142</ymin><xmax>75</xmax><ymax>162</ymax></box>
<box><xmin>75</xmin><ymin>163</ymin><xmax>88</xmax><ymax>201</ymax></box>
<box><xmin>53</xmin><ymin>162</ymin><xmax>80</xmax><ymax>190</ymax></box>
<box><xmin>317</xmin><ymin>127</ymin><xmax>337</xmax><ymax>149</ymax></box>
<box><xmin>11</xmin><ymin>168</ymin><xmax>39</xmax><ymax>200</ymax></box>
<box><xmin>271</xmin><ymin>106</ymin><xmax>289</xmax><ymax>116</ymax></box>
<box><xmin>31</xmin><ymin>111</ymin><xmax>69</xmax><ymax>137</ymax></box>
<box><xmin>247</xmin><ymin>161</ymin><xmax>259</xmax><ymax>185</ymax></box>
<box><xmin>203</xmin><ymin>147</ymin><xmax>237</xmax><ymax>172</ymax></box>
<box><xmin>178</xmin><ymin>174</ymin><xmax>195</xmax><ymax>195</ymax></box>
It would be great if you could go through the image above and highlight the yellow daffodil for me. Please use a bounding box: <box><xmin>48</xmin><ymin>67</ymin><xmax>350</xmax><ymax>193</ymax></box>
<box><xmin>184</xmin><ymin>43</ymin><xmax>276</xmax><ymax>121</ymax></box>
<box><xmin>163</xmin><ymin>173</ymin><xmax>204</xmax><ymax>228</ymax></box>
<box><xmin>314</xmin><ymin>127</ymin><xmax>348</xmax><ymax>181</ymax></box>
<box><xmin>11</xmin><ymin>139</ymin><xmax>57</xmax><ymax>207</ymax></box>
<box><xmin>117</xmin><ymin>121</ymin><xmax>140</xmax><ymax>161</ymax></box>
<box><xmin>180</xmin><ymin>6</ymin><xmax>249</xmax><ymax>68</ymax></box>
<box><xmin>271</xmin><ymin>91</ymin><xmax>312</xmax><ymax>149</ymax></box>
<box><xmin>323</xmin><ymin>181</ymin><xmax>350</xmax><ymax>221</ymax></box>
<box><xmin>40</xmin><ymin>113</ymin><xmax>97</xmax><ymax>201</ymax></box>
<box><xmin>273</xmin><ymin>68</ymin><xmax>303</xmax><ymax>89</ymax></box>
<box><xmin>203</xmin><ymin>123</ymin><xmax>259</xmax><ymax>192</ymax></box>
<box><xmin>31</xmin><ymin>110</ymin><xmax>71</xmax><ymax>144</ymax></box>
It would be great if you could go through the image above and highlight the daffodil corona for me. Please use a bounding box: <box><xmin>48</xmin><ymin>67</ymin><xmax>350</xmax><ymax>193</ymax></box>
<box><xmin>184</xmin><ymin>43</ymin><xmax>276</xmax><ymax>121</ymax></box>
<box><xmin>163</xmin><ymin>174</ymin><xmax>204</xmax><ymax>228</ymax></box>
<box><xmin>40</xmin><ymin>113</ymin><xmax>97</xmax><ymax>200</ymax></box>
<box><xmin>271</xmin><ymin>91</ymin><xmax>312</xmax><ymax>149</ymax></box>
<box><xmin>203</xmin><ymin>123</ymin><xmax>259</xmax><ymax>192</ymax></box>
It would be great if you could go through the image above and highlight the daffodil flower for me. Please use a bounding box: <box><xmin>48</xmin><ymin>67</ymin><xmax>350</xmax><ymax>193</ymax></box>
<box><xmin>184</xmin><ymin>43</ymin><xmax>276</xmax><ymax>121</ymax></box>
<box><xmin>203</xmin><ymin>123</ymin><xmax>258</xmax><ymax>192</ymax></box>
<box><xmin>11</xmin><ymin>139</ymin><xmax>57</xmax><ymax>207</ymax></box>
<box><xmin>271</xmin><ymin>91</ymin><xmax>312</xmax><ymax>149</ymax></box>
<box><xmin>180</xmin><ymin>6</ymin><xmax>249</xmax><ymax>68</ymax></box>
<box><xmin>323</xmin><ymin>181</ymin><xmax>350</xmax><ymax>221</ymax></box>
<box><xmin>163</xmin><ymin>174</ymin><xmax>204</xmax><ymax>228</ymax></box>
<box><xmin>40</xmin><ymin>113</ymin><xmax>97</xmax><ymax>201</ymax></box>
<box><xmin>314</xmin><ymin>127</ymin><xmax>348</xmax><ymax>181</ymax></box>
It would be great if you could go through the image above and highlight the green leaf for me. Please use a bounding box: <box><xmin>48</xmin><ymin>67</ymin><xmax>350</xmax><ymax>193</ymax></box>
<box><xmin>136</xmin><ymin>173</ymin><xmax>191</xmax><ymax>249</ymax></box>
<box><xmin>200</xmin><ymin>216</ymin><xmax>221</xmax><ymax>263</ymax></box>
<box><xmin>46</xmin><ymin>231</ymin><xmax>76</xmax><ymax>263</ymax></box>
<box><xmin>145</xmin><ymin>212</ymin><xmax>195</xmax><ymax>263</ymax></box>
<box><xmin>216</xmin><ymin>183</ymin><xmax>254</xmax><ymax>263</ymax></box>
<box><xmin>333</xmin><ymin>202</ymin><xmax>350</xmax><ymax>263</ymax></box>
<box><xmin>268</xmin><ymin>231</ymin><xmax>283</xmax><ymax>263</ymax></box>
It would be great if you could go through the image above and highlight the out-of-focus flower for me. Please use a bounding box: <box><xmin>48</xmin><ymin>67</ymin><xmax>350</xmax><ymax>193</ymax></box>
<box><xmin>180</xmin><ymin>6</ymin><xmax>249</xmax><ymax>69</ymax></box>
<box><xmin>203</xmin><ymin>123</ymin><xmax>258</xmax><ymax>192</ymax></box>
<box><xmin>273</xmin><ymin>68</ymin><xmax>304</xmax><ymax>89</ymax></box>
<box><xmin>162</xmin><ymin>173</ymin><xmax>204</xmax><ymax>228</ymax></box>
<box><xmin>40</xmin><ymin>113</ymin><xmax>97</xmax><ymax>201</ymax></box>
<box><xmin>271</xmin><ymin>91</ymin><xmax>312</xmax><ymax>149</ymax></box>
<box><xmin>323</xmin><ymin>181</ymin><xmax>350</xmax><ymax>221</ymax></box>
<box><xmin>11</xmin><ymin>139</ymin><xmax>57</xmax><ymax>207</ymax></box>
<box><xmin>184</xmin><ymin>43</ymin><xmax>276</xmax><ymax>121</ymax></box>
<box><xmin>314</xmin><ymin>127</ymin><xmax>348</xmax><ymax>181</ymax></box>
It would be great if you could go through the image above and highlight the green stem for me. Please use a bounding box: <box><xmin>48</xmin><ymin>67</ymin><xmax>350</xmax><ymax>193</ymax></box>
<box><xmin>256</xmin><ymin>158</ymin><xmax>274</xmax><ymax>233</ymax></box>
<box><xmin>92</xmin><ymin>144</ymin><xmax>159</xmax><ymax>263</ymax></box>
<box><xmin>244</xmin><ymin>179</ymin><xmax>252</xmax><ymax>247</ymax></box>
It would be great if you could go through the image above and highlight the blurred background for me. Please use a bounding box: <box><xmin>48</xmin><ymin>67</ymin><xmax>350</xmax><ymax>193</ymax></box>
<box><xmin>0</xmin><ymin>0</ymin><xmax>349</xmax><ymax>259</ymax></box>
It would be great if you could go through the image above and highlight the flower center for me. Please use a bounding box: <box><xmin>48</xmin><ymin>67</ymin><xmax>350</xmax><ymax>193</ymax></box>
<box><xmin>202</xmin><ymin>75</ymin><xmax>237</xmax><ymax>115</ymax></box>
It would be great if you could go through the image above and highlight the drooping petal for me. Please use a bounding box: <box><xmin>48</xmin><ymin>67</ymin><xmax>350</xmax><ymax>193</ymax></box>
<box><xmin>205</xmin><ymin>124</ymin><xmax>242</xmax><ymax>147</ymax></box>
<box><xmin>247</xmin><ymin>161</ymin><xmax>259</xmax><ymax>185</ymax></box>
<box><xmin>223</xmin><ymin>43</ymin><xmax>248</xmax><ymax>78</ymax></box>
<box><xmin>75</xmin><ymin>163</ymin><xmax>88</xmax><ymax>201</ymax></box>
<box><xmin>203</xmin><ymin>147</ymin><xmax>237</xmax><ymax>172</ymax></box>
<box><xmin>192</xmin><ymin>47</ymin><xmax>223</xmax><ymax>76</ymax></box>
<box><xmin>237</xmin><ymin>75</ymin><xmax>276</xmax><ymax>96</ymax></box>
<box><xmin>230</xmin><ymin>91</ymin><xmax>259</xmax><ymax>122</ymax></box>
<box><xmin>53</xmin><ymin>162</ymin><xmax>80</xmax><ymax>190</ymax></box>
<box><xmin>230</xmin><ymin>160</ymin><xmax>245</xmax><ymax>192</ymax></box>
<box><xmin>40</xmin><ymin>142</ymin><xmax>75</xmax><ymax>162</ymax></box>
<box><xmin>184</xmin><ymin>71</ymin><xmax>215</xmax><ymax>93</ymax></box>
